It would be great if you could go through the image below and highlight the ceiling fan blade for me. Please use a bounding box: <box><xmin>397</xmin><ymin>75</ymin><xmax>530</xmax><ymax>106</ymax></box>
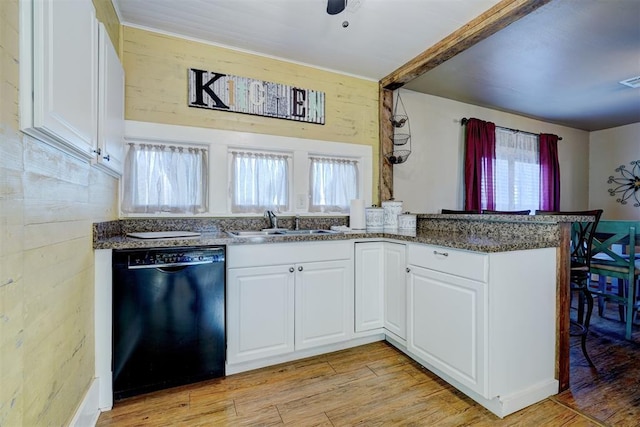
<box><xmin>327</xmin><ymin>0</ymin><xmax>347</xmax><ymax>15</ymax></box>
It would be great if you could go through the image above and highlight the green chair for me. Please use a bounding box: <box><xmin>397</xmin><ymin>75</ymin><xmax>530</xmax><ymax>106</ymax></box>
<box><xmin>589</xmin><ymin>221</ymin><xmax>639</xmax><ymax>340</ymax></box>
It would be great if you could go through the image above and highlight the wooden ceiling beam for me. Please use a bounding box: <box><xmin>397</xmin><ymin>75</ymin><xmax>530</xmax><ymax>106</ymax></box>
<box><xmin>380</xmin><ymin>0</ymin><xmax>553</xmax><ymax>90</ymax></box>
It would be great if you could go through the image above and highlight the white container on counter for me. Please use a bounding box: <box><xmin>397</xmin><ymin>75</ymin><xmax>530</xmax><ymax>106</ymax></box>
<box><xmin>349</xmin><ymin>199</ymin><xmax>366</xmax><ymax>230</ymax></box>
<box><xmin>382</xmin><ymin>200</ymin><xmax>403</xmax><ymax>229</ymax></box>
<box><xmin>398</xmin><ymin>213</ymin><xmax>417</xmax><ymax>231</ymax></box>
<box><xmin>365</xmin><ymin>206</ymin><xmax>384</xmax><ymax>230</ymax></box>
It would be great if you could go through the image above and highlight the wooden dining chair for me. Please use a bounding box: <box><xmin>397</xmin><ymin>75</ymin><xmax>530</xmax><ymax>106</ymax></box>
<box><xmin>482</xmin><ymin>209</ymin><xmax>531</xmax><ymax>215</ymax></box>
<box><xmin>441</xmin><ymin>209</ymin><xmax>480</xmax><ymax>214</ymax></box>
<box><xmin>535</xmin><ymin>209</ymin><xmax>603</xmax><ymax>366</ymax></box>
<box><xmin>589</xmin><ymin>220</ymin><xmax>639</xmax><ymax>340</ymax></box>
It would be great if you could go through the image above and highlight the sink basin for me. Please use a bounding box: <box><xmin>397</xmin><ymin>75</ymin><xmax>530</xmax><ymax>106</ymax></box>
<box><xmin>281</xmin><ymin>229</ymin><xmax>338</xmax><ymax>235</ymax></box>
<box><xmin>226</xmin><ymin>229</ymin><xmax>338</xmax><ymax>238</ymax></box>
<box><xmin>227</xmin><ymin>230</ymin><xmax>285</xmax><ymax>237</ymax></box>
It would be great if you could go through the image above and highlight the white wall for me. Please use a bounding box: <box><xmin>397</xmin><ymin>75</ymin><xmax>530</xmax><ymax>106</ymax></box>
<box><xmin>393</xmin><ymin>90</ymin><xmax>591</xmax><ymax>213</ymax></box>
<box><xmin>589</xmin><ymin>123</ymin><xmax>640</xmax><ymax>220</ymax></box>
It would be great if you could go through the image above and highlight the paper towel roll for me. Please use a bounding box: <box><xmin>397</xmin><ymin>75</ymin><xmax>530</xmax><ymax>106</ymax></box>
<box><xmin>349</xmin><ymin>199</ymin><xmax>366</xmax><ymax>230</ymax></box>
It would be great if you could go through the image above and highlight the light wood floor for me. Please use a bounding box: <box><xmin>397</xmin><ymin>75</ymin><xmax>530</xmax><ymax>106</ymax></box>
<box><xmin>98</xmin><ymin>303</ymin><xmax>638</xmax><ymax>427</ymax></box>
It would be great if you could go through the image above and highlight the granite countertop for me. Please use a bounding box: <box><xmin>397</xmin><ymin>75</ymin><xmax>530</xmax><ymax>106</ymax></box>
<box><xmin>93</xmin><ymin>227</ymin><xmax>559</xmax><ymax>253</ymax></box>
<box><xmin>93</xmin><ymin>213</ymin><xmax>585</xmax><ymax>252</ymax></box>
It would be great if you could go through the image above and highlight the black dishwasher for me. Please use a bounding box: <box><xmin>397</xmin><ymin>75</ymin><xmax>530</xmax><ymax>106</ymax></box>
<box><xmin>112</xmin><ymin>246</ymin><xmax>225</xmax><ymax>400</ymax></box>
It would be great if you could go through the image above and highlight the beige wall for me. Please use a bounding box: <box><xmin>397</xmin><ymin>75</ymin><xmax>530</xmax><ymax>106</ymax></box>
<box><xmin>393</xmin><ymin>89</ymin><xmax>591</xmax><ymax>213</ymax></box>
<box><xmin>0</xmin><ymin>0</ymin><xmax>119</xmax><ymax>425</ymax></box>
<box><xmin>589</xmin><ymin>123</ymin><xmax>640</xmax><ymax>220</ymax></box>
<box><xmin>122</xmin><ymin>26</ymin><xmax>381</xmax><ymax>201</ymax></box>
<box><xmin>93</xmin><ymin>0</ymin><xmax>121</xmax><ymax>55</ymax></box>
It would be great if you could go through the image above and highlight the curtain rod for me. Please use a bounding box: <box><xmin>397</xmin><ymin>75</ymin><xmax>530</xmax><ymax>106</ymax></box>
<box><xmin>460</xmin><ymin>118</ymin><xmax>563</xmax><ymax>140</ymax></box>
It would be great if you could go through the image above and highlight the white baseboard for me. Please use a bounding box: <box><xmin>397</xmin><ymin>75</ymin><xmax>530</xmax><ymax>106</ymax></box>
<box><xmin>69</xmin><ymin>379</ymin><xmax>100</xmax><ymax>427</ymax></box>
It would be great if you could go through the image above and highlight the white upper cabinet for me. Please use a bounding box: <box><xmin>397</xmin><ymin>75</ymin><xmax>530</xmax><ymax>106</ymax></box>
<box><xmin>95</xmin><ymin>23</ymin><xmax>125</xmax><ymax>176</ymax></box>
<box><xmin>20</xmin><ymin>0</ymin><xmax>124</xmax><ymax>175</ymax></box>
<box><xmin>21</xmin><ymin>0</ymin><xmax>98</xmax><ymax>160</ymax></box>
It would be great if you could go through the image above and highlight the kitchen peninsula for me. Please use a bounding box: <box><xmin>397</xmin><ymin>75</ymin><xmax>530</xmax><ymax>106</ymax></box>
<box><xmin>94</xmin><ymin>214</ymin><xmax>582</xmax><ymax>418</ymax></box>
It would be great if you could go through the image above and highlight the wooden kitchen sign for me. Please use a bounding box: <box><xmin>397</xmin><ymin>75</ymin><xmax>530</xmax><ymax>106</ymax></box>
<box><xmin>188</xmin><ymin>68</ymin><xmax>325</xmax><ymax>125</ymax></box>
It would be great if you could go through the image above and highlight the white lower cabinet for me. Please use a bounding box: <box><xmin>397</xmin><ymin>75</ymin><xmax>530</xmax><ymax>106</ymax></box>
<box><xmin>405</xmin><ymin>243</ymin><xmax>558</xmax><ymax>417</ymax></box>
<box><xmin>355</xmin><ymin>242</ymin><xmax>385</xmax><ymax>332</ymax></box>
<box><xmin>227</xmin><ymin>242</ymin><xmax>353</xmax><ymax>365</ymax></box>
<box><xmin>355</xmin><ymin>242</ymin><xmax>406</xmax><ymax>339</ymax></box>
<box><xmin>383</xmin><ymin>242</ymin><xmax>406</xmax><ymax>339</ymax></box>
<box><xmin>227</xmin><ymin>265</ymin><xmax>295</xmax><ymax>363</ymax></box>
<box><xmin>407</xmin><ymin>264</ymin><xmax>487</xmax><ymax>396</ymax></box>
<box><xmin>295</xmin><ymin>260</ymin><xmax>353</xmax><ymax>350</ymax></box>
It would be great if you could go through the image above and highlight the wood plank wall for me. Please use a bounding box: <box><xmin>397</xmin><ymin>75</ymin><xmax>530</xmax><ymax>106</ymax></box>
<box><xmin>122</xmin><ymin>26</ymin><xmax>381</xmax><ymax>203</ymax></box>
<box><xmin>0</xmin><ymin>1</ymin><xmax>119</xmax><ymax>425</ymax></box>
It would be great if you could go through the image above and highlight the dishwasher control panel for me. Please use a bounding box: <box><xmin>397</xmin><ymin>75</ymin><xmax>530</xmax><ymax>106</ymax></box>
<box><xmin>126</xmin><ymin>247</ymin><xmax>225</xmax><ymax>268</ymax></box>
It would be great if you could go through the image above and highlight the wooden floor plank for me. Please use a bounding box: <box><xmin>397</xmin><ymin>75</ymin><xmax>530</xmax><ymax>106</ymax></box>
<box><xmin>98</xmin><ymin>301</ymin><xmax>638</xmax><ymax>426</ymax></box>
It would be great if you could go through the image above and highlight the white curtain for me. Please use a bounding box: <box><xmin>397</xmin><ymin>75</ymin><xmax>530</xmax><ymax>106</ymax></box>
<box><xmin>494</xmin><ymin>129</ymin><xmax>539</xmax><ymax>211</ymax></box>
<box><xmin>309</xmin><ymin>157</ymin><xmax>358</xmax><ymax>213</ymax></box>
<box><xmin>122</xmin><ymin>143</ymin><xmax>208</xmax><ymax>214</ymax></box>
<box><xmin>230</xmin><ymin>151</ymin><xmax>290</xmax><ymax>213</ymax></box>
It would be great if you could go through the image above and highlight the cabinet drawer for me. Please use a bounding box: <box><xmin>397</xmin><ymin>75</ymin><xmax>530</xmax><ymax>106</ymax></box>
<box><xmin>227</xmin><ymin>241</ymin><xmax>352</xmax><ymax>268</ymax></box>
<box><xmin>407</xmin><ymin>244</ymin><xmax>487</xmax><ymax>282</ymax></box>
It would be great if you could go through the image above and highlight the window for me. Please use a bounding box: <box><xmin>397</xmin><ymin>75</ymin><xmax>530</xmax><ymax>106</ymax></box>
<box><xmin>122</xmin><ymin>143</ymin><xmax>208</xmax><ymax>214</ymax></box>
<box><xmin>309</xmin><ymin>156</ymin><xmax>358</xmax><ymax>213</ymax></box>
<box><xmin>230</xmin><ymin>150</ymin><xmax>290</xmax><ymax>213</ymax></box>
<box><xmin>493</xmin><ymin>129</ymin><xmax>540</xmax><ymax>211</ymax></box>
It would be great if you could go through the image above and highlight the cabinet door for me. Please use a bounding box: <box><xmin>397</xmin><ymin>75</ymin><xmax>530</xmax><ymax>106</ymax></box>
<box><xmin>355</xmin><ymin>243</ymin><xmax>384</xmax><ymax>332</ymax></box>
<box><xmin>407</xmin><ymin>265</ymin><xmax>488</xmax><ymax>397</ymax></box>
<box><xmin>227</xmin><ymin>265</ymin><xmax>295</xmax><ymax>364</ymax></box>
<box><xmin>26</xmin><ymin>0</ymin><xmax>98</xmax><ymax>160</ymax></box>
<box><xmin>95</xmin><ymin>23</ymin><xmax>124</xmax><ymax>176</ymax></box>
<box><xmin>384</xmin><ymin>243</ymin><xmax>406</xmax><ymax>339</ymax></box>
<box><xmin>295</xmin><ymin>260</ymin><xmax>353</xmax><ymax>350</ymax></box>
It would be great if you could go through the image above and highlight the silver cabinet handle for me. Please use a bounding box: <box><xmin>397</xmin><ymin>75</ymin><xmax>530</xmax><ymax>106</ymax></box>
<box><xmin>298</xmin><ymin>266</ymin><xmax>303</xmax><ymax>272</ymax></box>
<box><xmin>103</xmin><ymin>154</ymin><xmax>110</xmax><ymax>162</ymax></box>
<box><xmin>406</xmin><ymin>267</ymin><xmax>411</xmax><ymax>273</ymax></box>
<box><xmin>433</xmin><ymin>250</ymin><xmax>449</xmax><ymax>257</ymax></box>
<box><xmin>93</xmin><ymin>148</ymin><xmax>102</xmax><ymax>155</ymax></box>
<box><xmin>289</xmin><ymin>267</ymin><xmax>294</xmax><ymax>273</ymax></box>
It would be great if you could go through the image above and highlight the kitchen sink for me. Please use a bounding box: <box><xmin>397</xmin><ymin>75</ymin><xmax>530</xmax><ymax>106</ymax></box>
<box><xmin>281</xmin><ymin>229</ymin><xmax>338</xmax><ymax>235</ymax></box>
<box><xmin>226</xmin><ymin>229</ymin><xmax>338</xmax><ymax>238</ymax></box>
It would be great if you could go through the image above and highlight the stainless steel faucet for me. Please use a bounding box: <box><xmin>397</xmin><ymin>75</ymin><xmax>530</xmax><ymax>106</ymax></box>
<box><xmin>264</xmin><ymin>210</ymin><xmax>278</xmax><ymax>229</ymax></box>
<box><xmin>294</xmin><ymin>215</ymin><xmax>300</xmax><ymax>230</ymax></box>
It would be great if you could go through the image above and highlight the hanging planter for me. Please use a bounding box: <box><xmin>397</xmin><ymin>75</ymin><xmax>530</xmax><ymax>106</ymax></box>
<box><xmin>390</xmin><ymin>91</ymin><xmax>409</xmax><ymax>128</ymax></box>
<box><xmin>385</xmin><ymin>91</ymin><xmax>412</xmax><ymax>164</ymax></box>
<box><xmin>391</xmin><ymin>133</ymin><xmax>410</xmax><ymax>145</ymax></box>
<box><xmin>385</xmin><ymin>150</ymin><xmax>411</xmax><ymax>165</ymax></box>
<box><xmin>391</xmin><ymin>115</ymin><xmax>408</xmax><ymax>128</ymax></box>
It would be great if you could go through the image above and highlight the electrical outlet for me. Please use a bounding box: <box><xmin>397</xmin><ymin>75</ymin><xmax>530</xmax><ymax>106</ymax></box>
<box><xmin>296</xmin><ymin>194</ymin><xmax>306</xmax><ymax>209</ymax></box>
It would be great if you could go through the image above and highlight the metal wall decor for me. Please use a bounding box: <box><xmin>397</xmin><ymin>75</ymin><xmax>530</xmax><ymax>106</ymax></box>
<box><xmin>385</xmin><ymin>91</ymin><xmax>411</xmax><ymax>165</ymax></box>
<box><xmin>607</xmin><ymin>160</ymin><xmax>640</xmax><ymax>207</ymax></box>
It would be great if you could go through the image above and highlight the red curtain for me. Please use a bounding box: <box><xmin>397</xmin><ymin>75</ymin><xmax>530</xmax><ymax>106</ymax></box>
<box><xmin>464</xmin><ymin>118</ymin><xmax>496</xmax><ymax>211</ymax></box>
<box><xmin>539</xmin><ymin>133</ymin><xmax>561</xmax><ymax>210</ymax></box>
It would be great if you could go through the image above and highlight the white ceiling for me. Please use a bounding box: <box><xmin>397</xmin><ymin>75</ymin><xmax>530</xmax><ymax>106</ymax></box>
<box><xmin>113</xmin><ymin>0</ymin><xmax>503</xmax><ymax>79</ymax></box>
<box><xmin>113</xmin><ymin>0</ymin><xmax>640</xmax><ymax>132</ymax></box>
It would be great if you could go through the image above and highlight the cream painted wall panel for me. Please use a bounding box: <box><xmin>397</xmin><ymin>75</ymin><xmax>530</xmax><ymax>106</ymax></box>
<box><xmin>93</xmin><ymin>0</ymin><xmax>120</xmax><ymax>55</ymax></box>
<box><xmin>122</xmin><ymin>26</ymin><xmax>380</xmax><ymax>200</ymax></box>
<box><xmin>0</xmin><ymin>276</ymin><xmax>24</xmax><ymax>427</ymax></box>
<box><xmin>23</xmin><ymin>270</ymin><xmax>94</xmax><ymax>424</ymax></box>
<box><xmin>1</xmin><ymin>1</ymin><xmax>25</xmax><ymax>425</ymax></box>
<box><xmin>23</xmin><ymin>137</ymin><xmax>91</xmax><ymax>185</ymax></box>
<box><xmin>24</xmin><ymin>220</ymin><xmax>92</xmax><ymax>251</ymax></box>
<box><xmin>589</xmin><ymin>123</ymin><xmax>640</xmax><ymax>220</ymax></box>
<box><xmin>1</xmin><ymin>0</ymin><xmax>119</xmax><ymax>424</ymax></box>
<box><xmin>394</xmin><ymin>90</ymin><xmax>590</xmax><ymax>213</ymax></box>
